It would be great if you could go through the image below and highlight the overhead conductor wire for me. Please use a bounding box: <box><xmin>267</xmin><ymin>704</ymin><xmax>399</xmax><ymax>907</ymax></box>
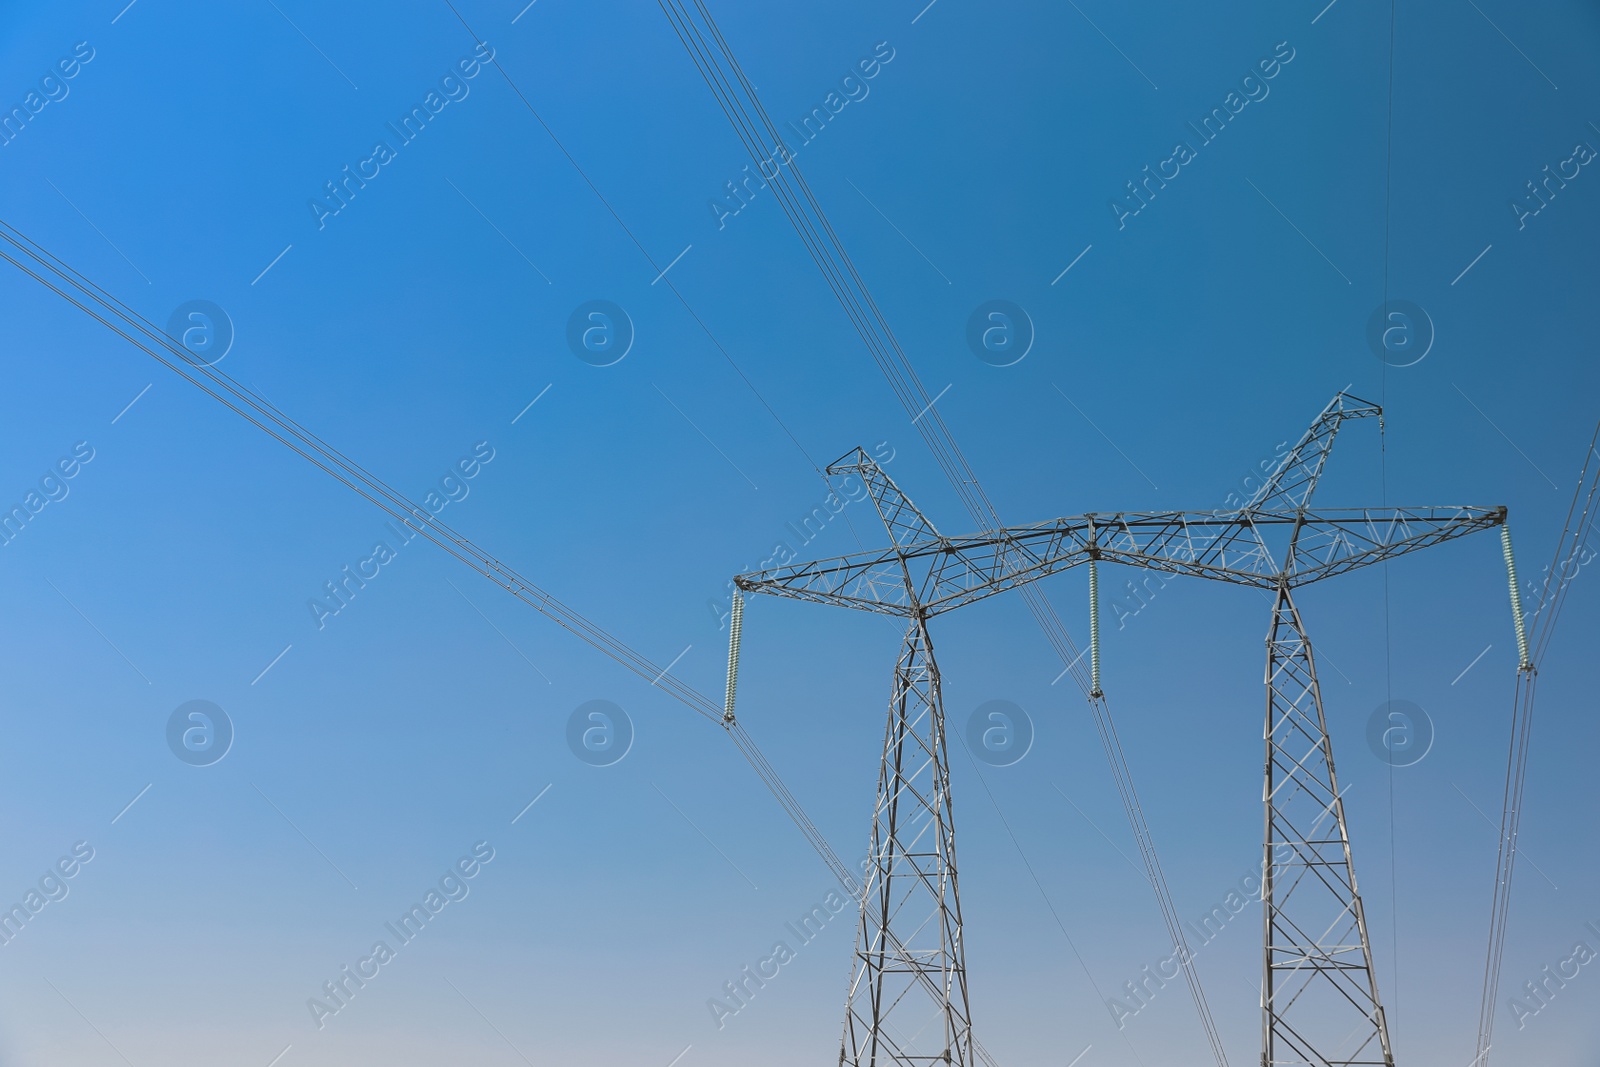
<box><xmin>0</xmin><ymin>216</ymin><xmax>866</xmax><ymax>892</ymax></box>
<box><xmin>437</xmin><ymin>0</ymin><xmax>871</xmax><ymax>563</ymax></box>
<box><xmin>430</xmin><ymin>2</ymin><xmax>874</xmax><ymax>891</ymax></box>
<box><xmin>1473</xmin><ymin>419</ymin><xmax>1599</xmax><ymax>1065</ymax></box>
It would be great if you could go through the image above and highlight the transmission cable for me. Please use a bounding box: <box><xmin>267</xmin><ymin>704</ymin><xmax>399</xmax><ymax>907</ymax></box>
<box><xmin>1472</xmin><ymin>415</ymin><xmax>1599</xmax><ymax>1065</ymax></box>
<box><xmin>426</xmin><ymin>8</ymin><xmax>1011</xmax><ymax>1027</ymax></box>
<box><xmin>0</xmin><ymin>220</ymin><xmax>732</xmax><ymax>717</ymax></box>
<box><xmin>0</xmin><ymin>219</ymin><xmax>910</xmax><ymax>899</ymax></box>
<box><xmin>1529</xmin><ymin>418</ymin><xmax>1600</xmax><ymax>664</ymax></box>
<box><xmin>437</xmin><ymin>0</ymin><xmax>875</xmax><ymax>558</ymax></box>
<box><xmin>3</xmin><ymin>215</ymin><xmax>921</xmax><ymax>1067</ymax></box>
<box><xmin>3</xmin><ymin>30</ymin><xmax>943</xmax><ymax>1064</ymax></box>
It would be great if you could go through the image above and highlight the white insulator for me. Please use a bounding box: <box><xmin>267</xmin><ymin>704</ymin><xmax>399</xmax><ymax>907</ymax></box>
<box><xmin>724</xmin><ymin>591</ymin><xmax>744</xmax><ymax>721</ymax></box>
<box><xmin>1089</xmin><ymin>559</ymin><xmax>1103</xmax><ymax>698</ymax></box>
<box><xmin>1501</xmin><ymin>524</ymin><xmax>1531</xmax><ymax>671</ymax></box>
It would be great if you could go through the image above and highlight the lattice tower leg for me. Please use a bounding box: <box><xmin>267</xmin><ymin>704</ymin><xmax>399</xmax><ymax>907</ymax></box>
<box><xmin>840</xmin><ymin>618</ymin><xmax>973</xmax><ymax>1067</ymax></box>
<box><xmin>1262</xmin><ymin>586</ymin><xmax>1395</xmax><ymax>1067</ymax></box>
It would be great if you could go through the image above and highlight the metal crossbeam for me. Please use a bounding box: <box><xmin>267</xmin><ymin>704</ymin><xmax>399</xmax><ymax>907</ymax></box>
<box><xmin>736</xmin><ymin>506</ymin><xmax>1504</xmax><ymax>614</ymax></box>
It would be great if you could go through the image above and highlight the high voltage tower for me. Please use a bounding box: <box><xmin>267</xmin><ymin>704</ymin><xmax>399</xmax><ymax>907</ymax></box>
<box><xmin>652</xmin><ymin>0</ymin><xmax>1535</xmax><ymax>1059</ymax></box>
<box><xmin>733</xmin><ymin>392</ymin><xmax>1524</xmax><ymax>1066</ymax></box>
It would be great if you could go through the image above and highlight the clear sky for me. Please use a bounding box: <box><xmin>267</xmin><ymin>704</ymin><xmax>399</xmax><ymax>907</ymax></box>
<box><xmin>0</xmin><ymin>0</ymin><xmax>1596</xmax><ymax>1064</ymax></box>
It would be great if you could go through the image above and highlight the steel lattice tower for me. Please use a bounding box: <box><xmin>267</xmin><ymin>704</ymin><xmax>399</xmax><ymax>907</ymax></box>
<box><xmin>736</xmin><ymin>393</ymin><xmax>1516</xmax><ymax>1065</ymax></box>
<box><xmin>833</xmin><ymin>449</ymin><xmax>974</xmax><ymax>1067</ymax></box>
<box><xmin>842</xmin><ymin>614</ymin><xmax>973</xmax><ymax>1066</ymax></box>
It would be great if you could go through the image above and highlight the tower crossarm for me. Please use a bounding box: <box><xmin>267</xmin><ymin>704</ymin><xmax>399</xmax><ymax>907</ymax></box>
<box><xmin>1043</xmin><ymin>506</ymin><xmax>1504</xmax><ymax>591</ymax></box>
<box><xmin>734</xmin><ymin>504</ymin><xmax>1507</xmax><ymax>615</ymax></box>
<box><xmin>1284</xmin><ymin>505</ymin><xmax>1506</xmax><ymax>585</ymax></box>
<box><xmin>735</xmin><ymin>511</ymin><xmax>1280</xmax><ymax>615</ymax></box>
<box><xmin>732</xmin><ymin>529</ymin><xmax>1030</xmax><ymax>616</ymax></box>
<box><xmin>735</xmin><ymin>543</ymin><xmax>925</xmax><ymax>617</ymax></box>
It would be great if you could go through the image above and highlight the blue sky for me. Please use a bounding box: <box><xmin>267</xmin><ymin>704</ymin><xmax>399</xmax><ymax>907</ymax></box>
<box><xmin>0</xmin><ymin>0</ymin><xmax>1597</xmax><ymax>1064</ymax></box>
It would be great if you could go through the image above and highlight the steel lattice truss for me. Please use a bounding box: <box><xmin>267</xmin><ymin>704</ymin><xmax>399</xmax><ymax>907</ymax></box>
<box><xmin>841</xmin><ymin>618</ymin><xmax>974</xmax><ymax>1067</ymax></box>
<box><xmin>737</xmin><ymin>503</ymin><xmax>1502</xmax><ymax>615</ymax></box>
<box><xmin>1261</xmin><ymin>586</ymin><xmax>1392</xmax><ymax>1066</ymax></box>
<box><xmin>736</xmin><ymin>392</ymin><xmax>1508</xmax><ymax>1067</ymax></box>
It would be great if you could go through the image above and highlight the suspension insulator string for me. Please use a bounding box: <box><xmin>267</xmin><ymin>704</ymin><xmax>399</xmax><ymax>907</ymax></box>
<box><xmin>724</xmin><ymin>590</ymin><xmax>744</xmax><ymax>721</ymax></box>
<box><xmin>1089</xmin><ymin>560</ymin><xmax>1103</xmax><ymax>698</ymax></box>
<box><xmin>1501</xmin><ymin>523</ymin><xmax>1532</xmax><ymax>672</ymax></box>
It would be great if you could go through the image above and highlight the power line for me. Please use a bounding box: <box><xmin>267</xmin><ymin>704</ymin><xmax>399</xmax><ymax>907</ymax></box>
<box><xmin>436</xmin><ymin>0</ymin><xmax>873</xmax><ymax>555</ymax></box>
<box><xmin>0</xmin><ymin>218</ymin><xmax>869</xmax><ymax>893</ymax></box>
<box><xmin>1</xmin><ymin>215</ymin><xmax>904</xmax><ymax>1066</ymax></box>
<box><xmin>1472</xmin><ymin>415</ymin><xmax>1600</xmax><ymax>1065</ymax></box>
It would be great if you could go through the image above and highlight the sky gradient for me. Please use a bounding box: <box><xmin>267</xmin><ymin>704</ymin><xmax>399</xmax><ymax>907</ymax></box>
<box><xmin>0</xmin><ymin>1</ymin><xmax>1597</xmax><ymax>1064</ymax></box>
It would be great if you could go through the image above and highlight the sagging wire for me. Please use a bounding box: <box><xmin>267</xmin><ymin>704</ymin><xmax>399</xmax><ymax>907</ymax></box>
<box><xmin>1473</xmin><ymin>430</ymin><xmax>1599</xmax><ymax>1065</ymax></box>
